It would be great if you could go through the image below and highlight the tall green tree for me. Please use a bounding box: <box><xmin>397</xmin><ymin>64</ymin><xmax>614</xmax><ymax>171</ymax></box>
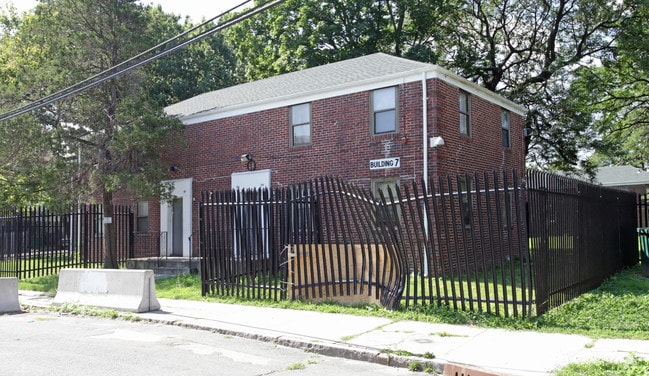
<box><xmin>225</xmin><ymin>0</ymin><xmax>456</xmax><ymax>80</ymax></box>
<box><xmin>573</xmin><ymin>0</ymin><xmax>649</xmax><ymax>168</ymax></box>
<box><xmin>0</xmin><ymin>0</ymin><xmax>183</xmax><ymax>268</ymax></box>
<box><xmin>145</xmin><ymin>5</ymin><xmax>239</xmax><ymax>106</ymax></box>
<box><xmin>225</xmin><ymin>0</ymin><xmax>633</xmax><ymax>172</ymax></box>
<box><xmin>437</xmin><ymin>0</ymin><xmax>628</xmax><ymax>172</ymax></box>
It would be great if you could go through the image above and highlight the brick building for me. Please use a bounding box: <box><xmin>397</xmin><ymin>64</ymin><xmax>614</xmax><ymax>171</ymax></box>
<box><xmin>142</xmin><ymin>53</ymin><xmax>526</xmax><ymax>257</ymax></box>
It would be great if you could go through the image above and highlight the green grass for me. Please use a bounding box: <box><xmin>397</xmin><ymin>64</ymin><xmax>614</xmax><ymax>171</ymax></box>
<box><xmin>554</xmin><ymin>355</ymin><xmax>649</xmax><ymax>376</ymax></box>
<box><xmin>534</xmin><ymin>266</ymin><xmax>649</xmax><ymax>339</ymax></box>
<box><xmin>404</xmin><ymin>260</ymin><xmax>533</xmax><ymax>317</ymax></box>
<box><xmin>17</xmin><ymin>274</ymin><xmax>59</xmax><ymax>292</ymax></box>
<box><xmin>2</xmin><ymin>252</ymin><xmax>103</xmax><ymax>279</ymax></box>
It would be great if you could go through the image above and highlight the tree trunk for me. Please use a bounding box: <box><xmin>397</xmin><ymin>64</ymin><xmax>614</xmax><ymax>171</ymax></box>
<box><xmin>102</xmin><ymin>190</ymin><xmax>119</xmax><ymax>269</ymax></box>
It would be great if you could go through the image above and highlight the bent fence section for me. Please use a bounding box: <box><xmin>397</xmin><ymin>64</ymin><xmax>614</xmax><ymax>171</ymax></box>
<box><xmin>0</xmin><ymin>169</ymin><xmax>638</xmax><ymax>318</ymax></box>
<box><xmin>199</xmin><ymin>170</ymin><xmax>640</xmax><ymax>318</ymax></box>
<box><xmin>388</xmin><ymin>171</ymin><xmax>533</xmax><ymax>317</ymax></box>
<box><xmin>199</xmin><ymin>171</ymin><xmax>534</xmax><ymax>317</ymax></box>
<box><xmin>199</xmin><ymin>179</ymin><xmax>404</xmax><ymax>308</ymax></box>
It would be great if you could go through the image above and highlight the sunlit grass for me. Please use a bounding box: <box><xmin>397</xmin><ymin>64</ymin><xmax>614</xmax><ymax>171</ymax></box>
<box><xmin>2</xmin><ymin>252</ymin><xmax>103</xmax><ymax>279</ymax></box>
<box><xmin>402</xmin><ymin>260</ymin><xmax>534</xmax><ymax>317</ymax></box>
<box><xmin>554</xmin><ymin>355</ymin><xmax>649</xmax><ymax>376</ymax></box>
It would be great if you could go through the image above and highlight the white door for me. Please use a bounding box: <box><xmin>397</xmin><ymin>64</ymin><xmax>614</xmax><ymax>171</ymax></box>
<box><xmin>231</xmin><ymin>170</ymin><xmax>271</xmax><ymax>259</ymax></box>
<box><xmin>160</xmin><ymin>178</ymin><xmax>192</xmax><ymax>257</ymax></box>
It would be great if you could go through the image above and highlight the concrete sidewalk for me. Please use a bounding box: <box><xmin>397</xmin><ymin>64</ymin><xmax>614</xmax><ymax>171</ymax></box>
<box><xmin>18</xmin><ymin>290</ymin><xmax>649</xmax><ymax>376</ymax></box>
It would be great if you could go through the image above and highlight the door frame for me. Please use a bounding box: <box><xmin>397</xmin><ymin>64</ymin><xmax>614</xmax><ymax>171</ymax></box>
<box><xmin>160</xmin><ymin>178</ymin><xmax>193</xmax><ymax>257</ymax></box>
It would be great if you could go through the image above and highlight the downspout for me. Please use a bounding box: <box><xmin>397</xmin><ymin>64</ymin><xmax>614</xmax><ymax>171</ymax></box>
<box><xmin>422</xmin><ymin>72</ymin><xmax>429</xmax><ymax>276</ymax></box>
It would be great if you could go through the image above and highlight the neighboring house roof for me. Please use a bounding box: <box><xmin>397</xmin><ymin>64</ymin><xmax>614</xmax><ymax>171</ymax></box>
<box><xmin>165</xmin><ymin>53</ymin><xmax>526</xmax><ymax>125</ymax></box>
<box><xmin>595</xmin><ymin>165</ymin><xmax>649</xmax><ymax>187</ymax></box>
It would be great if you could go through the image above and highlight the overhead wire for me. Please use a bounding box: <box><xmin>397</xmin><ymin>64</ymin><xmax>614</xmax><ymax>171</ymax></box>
<box><xmin>0</xmin><ymin>0</ymin><xmax>286</xmax><ymax>122</ymax></box>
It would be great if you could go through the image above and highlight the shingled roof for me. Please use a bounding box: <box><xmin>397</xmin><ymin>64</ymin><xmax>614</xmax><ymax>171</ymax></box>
<box><xmin>595</xmin><ymin>165</ymin><xmax>649</xmax><ymax>187</ymax></box>
<box><xmin>165</xmin><ymin>52</ymin><xmax>525</xmax><ymax>123</ymax></box>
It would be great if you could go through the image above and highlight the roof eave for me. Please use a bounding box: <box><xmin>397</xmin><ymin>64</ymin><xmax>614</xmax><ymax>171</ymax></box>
<box><xmin>173</xmin><ymin>65</ymin><xmax>527</xmax><ymax>125</ymax></box>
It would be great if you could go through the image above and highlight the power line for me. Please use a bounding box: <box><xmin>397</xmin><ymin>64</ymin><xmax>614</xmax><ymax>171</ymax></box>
<box><xmin>0</xmin><ymin>0</ymin><xmax>286</xmax><ymax>122</ymax></box>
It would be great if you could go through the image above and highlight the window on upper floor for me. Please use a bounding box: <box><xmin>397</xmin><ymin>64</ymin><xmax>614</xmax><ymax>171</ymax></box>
<box><xmin>291</xmin><ymin>103</ymin><xmax>311</xmax><ymax>146</ymax></box>
<box><xmin>459</xmin><ymin>91</ymin><xmax>470</xmax><ymax>136</ymax></box>
<box><xmin>502</xmin><ymin>110</ymin><xmax>511</xmax><ymax>148</ymax></box>
<box><xmin>372</xmin><ymin>87</ymin><xmax>398</xmax><ymax>135</ymax></box>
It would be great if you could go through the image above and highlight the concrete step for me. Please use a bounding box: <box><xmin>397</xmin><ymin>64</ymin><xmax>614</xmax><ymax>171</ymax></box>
<box><xmin>126</xmin><ymin>257</ymin><xmax>199</xmax><ymax>277</ymax></box>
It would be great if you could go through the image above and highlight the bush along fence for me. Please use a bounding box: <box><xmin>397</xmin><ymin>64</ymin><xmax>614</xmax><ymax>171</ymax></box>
<box><xmin>199</xmin><ymin>170</ymin><xmax>639</xmax><ymax>318</ymax></box>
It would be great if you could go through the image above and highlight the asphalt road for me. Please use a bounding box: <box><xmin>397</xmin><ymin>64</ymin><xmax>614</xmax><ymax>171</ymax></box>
<box><xmin>1</xmin><ymin>312</ymin><xmax>410</xmax><ymax>376</ymax></box>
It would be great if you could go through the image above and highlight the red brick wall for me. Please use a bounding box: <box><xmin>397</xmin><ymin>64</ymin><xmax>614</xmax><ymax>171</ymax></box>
<box><xmin>157</xmin><ymin>77</ymin><xmax>526</xmax><ymax>256</ymax></box>
<box><xmin>428</xmin><ymin>80</ymin><xmax>526</xmax><ymax>178</ymax></box>
<box><xmin>164</xmin><ymin>78</ymin><xmax>525</xmax><ymax>193</ymax></box>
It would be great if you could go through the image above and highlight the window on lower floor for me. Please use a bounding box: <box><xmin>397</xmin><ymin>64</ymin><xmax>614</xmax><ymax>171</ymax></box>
<box><xmin>459</xmin><ymin>177</ymin><xmax>472</xmax><ymax>228</ymax></box>
<box><xmin>137</xmin><ymin>201</ymin><xmax>149</xmax><ymax>233</ymax></box>
<box><xmin>371</xmin><ymin>177</ymin><xmax>401</xmax><ymax>228</ymax></box>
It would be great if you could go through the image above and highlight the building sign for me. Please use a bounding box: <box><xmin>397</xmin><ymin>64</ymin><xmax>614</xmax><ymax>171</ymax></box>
<box><xmin>369</xmin><ymin>157</ymin><xmax>400</xmax><ymax>170</ymax></box>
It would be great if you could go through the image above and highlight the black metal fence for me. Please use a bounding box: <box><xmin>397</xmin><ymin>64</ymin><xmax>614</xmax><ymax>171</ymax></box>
<box><xmin>0</xmin><ymin>205</ymin><xmax>134</xmax><ymax>279</ymax></box>
<box><xmin>199</xmin><ymin>180</ymin><xmax>402</xmax><ymax>306</ymax></box>
<box><xmin>199</xmin><ymin>170</ymin><xmax>640</xmax><ymax>317</ymax></box>
<box><xmin>387</xmin><ymin>171</ymin><xmax>532</xmax><ymax>317</ymax></box>
<box><xmin>527</xmin><ymin>171</ymin><xmax>638</xmax><ymax>314</ymax></box>
<box><xmin>0</xmin><ymin>168</ymin><xmax>638</xmax><ymax>318</ymax></box>
<box><xmin>638</xmin><ymin>194</ymin><xmax>649</xmax><ymax>228</ymax></box>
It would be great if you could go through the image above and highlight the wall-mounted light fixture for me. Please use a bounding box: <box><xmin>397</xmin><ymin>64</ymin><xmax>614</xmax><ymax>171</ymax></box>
<box><xmin>240</xmin><ymin>153</ymin><xmax>256</xmax><ymax>171</ymax></box>
<box><xmin>429</xmin><ymin>136</ymin><xmax>445</xmax><ymax>148</ymax></box>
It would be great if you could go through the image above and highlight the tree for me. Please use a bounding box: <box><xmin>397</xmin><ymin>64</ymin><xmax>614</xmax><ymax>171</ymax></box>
<box><xmin>225</xmin><ymin>0</ymin><xmax>457</xmax><ymax>80</ymax></box>
<box><xmin>0</xmin><ymin>8</ymin><xmax>70</xmax><ymax>208</ymax></box>
<box><xmin>224</xmin><ymin>0</ymin><xmax>635</xmax><ymax>172</ymax></box>
<box><xmin>440</xmin><ymin>0</ymin><xmax>628</xmax><ymax>172</ymax></box>
<box><xmin>0</xmin><ymin>0</ymin><xmax>184</xmax><ymax>268</ymax></box>
<box><xmin>572</xmin><ymin>0</ymin><xmax>649</xmax><ymax>168</ymax></box>
<box><xmin>145</xmin><ymin>5</ymin><xmax>239</xmax><ymax>106</ymax></box>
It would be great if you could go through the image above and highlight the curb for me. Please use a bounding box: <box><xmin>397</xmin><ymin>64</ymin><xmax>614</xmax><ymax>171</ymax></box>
<box><xmin>137</xmin><ymin>314</ymin><xmax>445</xmax><ymax>374</ymax></box>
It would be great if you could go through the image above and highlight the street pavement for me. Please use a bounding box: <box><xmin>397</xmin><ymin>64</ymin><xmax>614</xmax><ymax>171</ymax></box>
<box><xmin>17</xmin><ymin>290</ymin><xmax>649</xmax><ymax>376</ymax></box>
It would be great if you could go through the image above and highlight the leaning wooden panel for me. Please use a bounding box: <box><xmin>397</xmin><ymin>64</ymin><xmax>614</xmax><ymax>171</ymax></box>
<box><xmin>287</xmin><ymin>243</ymin><xmax>395</xmax><ymax>306</ymax></box>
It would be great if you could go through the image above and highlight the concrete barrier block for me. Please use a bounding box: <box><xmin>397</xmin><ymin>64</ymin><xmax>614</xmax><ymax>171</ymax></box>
<box><xmin>0</xmin><ymin>277</ymin><xmax>21</xmax><ymax>313</ymax></box>
<box><xmin>53</xmin><ymin>269</ymin><xmax>160</xmax><ymax>313</ymax></box>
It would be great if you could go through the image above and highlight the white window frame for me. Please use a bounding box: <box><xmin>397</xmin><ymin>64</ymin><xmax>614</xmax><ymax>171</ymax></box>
<box><xmin>459</xmin><ymin>91</ymin><xmax>470</xmax><ymax>136</ymax></box>
<box><xmin>290</xmin><ymin>103</ymin><xmax>311</xmax><ymax>146</ymax></box>
<box><xmin>371</xmin><ymin>87</ymin><xmax>398</xmax><ymax>135</ymax></box>
<box><xmin>502</xmin><ymin>109</ymin><xmax>511</xmax><ymax>148</ymax></box>
<box><xmin>136</xmin><ymin>201</ymin><xmax>149</xmax><ymax>233</ymax></box>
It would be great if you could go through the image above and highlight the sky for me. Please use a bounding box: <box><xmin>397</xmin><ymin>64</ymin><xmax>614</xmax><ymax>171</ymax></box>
<box><xmin>2</xmin><ymin>0</ymin><xmax>251</xmax><ymax>23</ymax></box>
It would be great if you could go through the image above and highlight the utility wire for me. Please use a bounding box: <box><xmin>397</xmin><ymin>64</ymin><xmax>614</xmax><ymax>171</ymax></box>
<box><xmin>0</xmin><ymin>0</ymin><xmax>286</xmax><ymax>122</ymax></box>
